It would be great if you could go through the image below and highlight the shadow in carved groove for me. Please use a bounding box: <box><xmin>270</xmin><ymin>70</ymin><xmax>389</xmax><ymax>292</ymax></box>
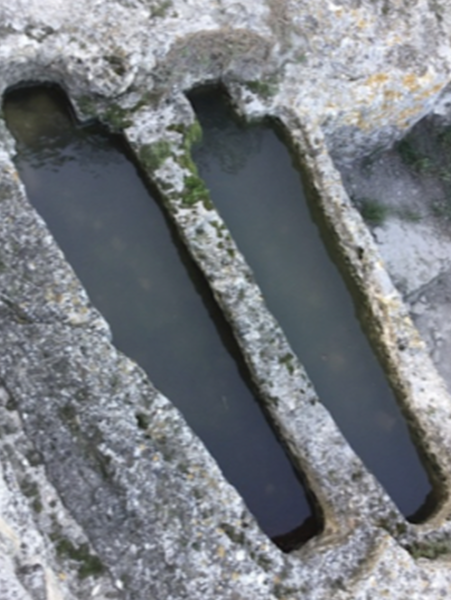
<box><xmin>2</xmin><ymin>83</ymin><xmax>322</xmax><ymax>551</ymax></box>
<box><xmin>189</xmin><ymin>87</ymin><xmax>436</xmax><ymax>521</ymax></box>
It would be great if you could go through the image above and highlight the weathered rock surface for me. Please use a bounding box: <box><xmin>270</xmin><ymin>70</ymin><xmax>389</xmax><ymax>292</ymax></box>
<box><xmin>1</xmin><ymin>0</ymin><xmax>451</xmax><ymax>599</ymax></box>
<box><xmin>339</xmin><ymin>109</ymin><xmax>451</xmax><ymax>406</ymax></box>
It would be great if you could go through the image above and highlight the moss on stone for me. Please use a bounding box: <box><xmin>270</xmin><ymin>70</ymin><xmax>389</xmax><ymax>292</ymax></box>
<box><xmin>183</xmin><ymin>120</ymin><xmax>203</xmax><ymax>149</ymax></box>
<box><xmin>59</xmin><ymin>403</ymin><xmax>80</xmax><ymax>433</ymax></box>
<box><xmin>409</xmin><ymin>539</ymin><xmax>451</xmax><ymax>560</ymax></box>
<box><xmin>101</xmin><ymin>104</ymin><xmax>133</xmax><ymax>132</ymax></box>
<box><xmin>103</xmin><ymin>54</ymin><xmax>127</xmax><ymax>77</ymax></box>
<box><xmin>168</xmin><ymin>120</ymin><xmax>214</xmax><ymax>210</ymax></box>
<box><xmin>274</xmin><ymin>582</ymin><xmax>300</xmax><ymax>598</ymax></box>
<box><xmin>181</xmin><ymin>175</ymin><xmax>213</xmax><ymax>209</ymax></box>
<box><xmin>136</xmin><ymin>411</ymin><xmax>150</xmax><ymax>430</ymax></box>
<box><xmin>245</xmin><ymin>79</ymin><xmax>278</xmax><ymax>99</ymax></box>
<box><xmin>139</xmin><ymin>140</ymin><xmax>173</xmax><ymax>171</ymax></box>
<box><xmin>32</xmin><ymin>497</ymin><xmax>43</xmax><ymax>513</ymax></box>
<box><xmin>279</xmin><ymin>352</ymin><xmax>295</xmax><ymax>375</ymax></box>
<box><xmin>132</xmin><ymin>90</ymin><xmax>165</xmax><ymax>112</ymax></box>
<box><xmin>150</xmin><ymin>0</ymin><xmax>172</xmax><ymax>18</ymax></box>
<box><xmin>76</xmin><ymin>95</ymin><xmax>97</xmax><ymax>118</ymax></box>
<box><xmin>166</xmin><ymin>121</ymin><xmax>203</xmax><ymax>176</ymax></box>
<box><xmin>175</xmin><ymin>151</ymin><xmax>197</xmax><ymax>173</ymax></box>
<box><xmin>19</xmin><ymin>478</ymin><xmax>38</xmax><ymax>498</ymax></box>
<box><xmin>56</xmin><ymin>538</ymin><xmax>104</xmax><ymax>579</ymax></box>
<box><xmin>359</xmin><ymin>197</ymin><xmax>390</xmax><ymax>225</ymax></box>
<box><xmin>211</xmin><ymin>220</ymin><xmax>225</xmax><ymax>238</ymax></box>
<box><xmin>396</xmin><ymin>138</ymin><xmax>433</xmax><ymax>173</ymax></box>
<box><xmin>168</xmin><ymin>119</ymin><xmax>202</xmax><ymax>152</ymax></box>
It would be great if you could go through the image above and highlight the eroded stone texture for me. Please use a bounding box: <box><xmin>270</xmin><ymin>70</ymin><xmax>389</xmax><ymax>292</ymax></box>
<box><xmin>339</xmin><ymin>110</ymin><xmax>451</xmax><ymax>418</ymax></box>
<box><xmin>1</xmin><ymin>0</ymin><xmax>451</xmax><ymax>598</ymax></box>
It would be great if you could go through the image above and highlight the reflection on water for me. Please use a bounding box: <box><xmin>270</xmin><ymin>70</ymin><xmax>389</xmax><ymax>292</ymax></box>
<box><xmin>190</xmin><ymin>89</ymin><xmax>433</xmax><ymax>519</ymax></box>
<box><xmin>3</xmin><ymin>86</ymin><xmax>317</xmax><ymax>546</ymax></box>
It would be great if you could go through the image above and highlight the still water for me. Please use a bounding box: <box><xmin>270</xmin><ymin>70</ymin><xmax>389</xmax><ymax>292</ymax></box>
<box><xmin>190</xmin><ymin>89</ymin><xmax>433</xmax><ymax>519</ymax></box>
<box><xmin>3</xmin><ymin>86</ymin><xmax>316</xmax><ymax>546</ymax></box>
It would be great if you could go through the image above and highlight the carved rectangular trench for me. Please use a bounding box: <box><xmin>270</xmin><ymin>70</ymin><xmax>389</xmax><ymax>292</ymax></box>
<box><xmin>3</xmin><ymin>83</ymin><xmax>320</xmax><ymax>550</ymax></box>
<box><xmin>188</xmin><ymin>87</ymin><xmax>434</xmax><ymax>520</ymax></box>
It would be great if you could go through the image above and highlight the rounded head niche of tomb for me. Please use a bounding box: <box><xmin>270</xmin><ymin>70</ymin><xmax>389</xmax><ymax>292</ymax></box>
<box><xmin>1</xmin><ymin>0</ymin><xmax>451</xmax><ymax>166</ymax></box>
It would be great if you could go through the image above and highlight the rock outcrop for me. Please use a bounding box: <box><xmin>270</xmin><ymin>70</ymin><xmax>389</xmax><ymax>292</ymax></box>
<box><xmin>1</xmin><ymin>0</ymin><xmax>451</xmax><ymax>598</ymax></box>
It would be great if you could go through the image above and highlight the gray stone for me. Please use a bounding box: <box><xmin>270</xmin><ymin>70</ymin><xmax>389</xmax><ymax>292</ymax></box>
<box><xmin>1</xmin><ymin>0</ymin><xmax>451</xmax><ymax>598</ymax></box>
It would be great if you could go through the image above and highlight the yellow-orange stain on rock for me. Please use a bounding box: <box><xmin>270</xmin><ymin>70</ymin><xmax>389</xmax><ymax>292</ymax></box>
<box><xmin>402</xmin><ymin>73</ymin><xmax>421</xmax><ymax>92</ymax></box>
<box><xmin>355</xmin><ymin>13</ymin><xmax>368</xmax><ymax>29</ymax></box>
<box><xmin>366</xmin><ymin>73</ymin><xmax>389</xmax><ymax>87</ymax></box>
<box><xmin>383</xmin><ymin>88</ymin><xmax>402</xmax><ymax>102</ymax></box>
<box><xmin>396</xmin><ymin>106</ymin><xmax>426</xmax><ymax>128</ymax></box>
<box><xmin>415</xmin><ymin>82</ymin><xmax>445</xmax><ymax>103</ymax></box>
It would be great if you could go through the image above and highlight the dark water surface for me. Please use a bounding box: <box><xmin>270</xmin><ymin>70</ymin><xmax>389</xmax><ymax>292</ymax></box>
<box><xmin>190</xmin><ymin>89</ymin><xmax>433</xmax><ymax>519</ymax></box>
<box><xmin>3</xmin><ymin>86</ymin><xmax>315</xmax><ymax>545</ymax></box>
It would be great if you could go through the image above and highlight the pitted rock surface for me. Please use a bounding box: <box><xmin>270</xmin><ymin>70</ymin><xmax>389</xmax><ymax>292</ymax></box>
<box><xmin>339</xmin><ymin>109</ymin><xmax>451</xmax><ymax>405</ymax></box>
<box><xmin>1</xmin><ymin>1</ymin><xmax>451</xmax><ymax>599</ymax></box>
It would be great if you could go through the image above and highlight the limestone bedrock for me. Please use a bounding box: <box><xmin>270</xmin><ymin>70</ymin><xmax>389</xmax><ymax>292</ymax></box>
<box><xmin>1</xmin><ymin>0</ymin><xmax>451</xmax><ymax>599</ymax></box>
